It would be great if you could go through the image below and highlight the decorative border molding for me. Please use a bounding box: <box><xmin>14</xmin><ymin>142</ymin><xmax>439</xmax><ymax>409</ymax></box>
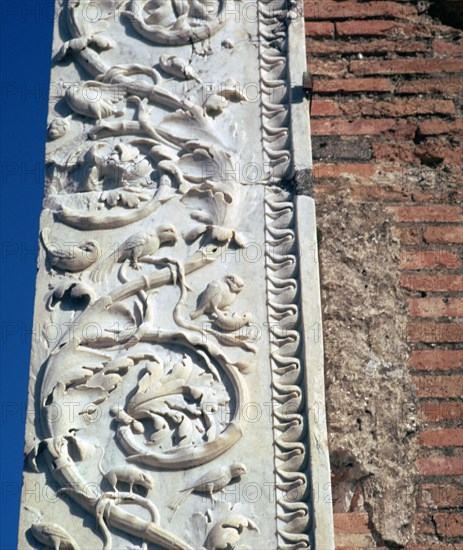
<box><xmin>265</xmin><ymin>186</ymin><xmax>311</xmax><ymax>549</ymax></box>
<box><xmin>257</xmin><ymin>0</ymin><xmax>292</xmax><ymax>184</ymax></box>
<box><xmin>259</xmin><ymin>0</ymin><xmax>334</xmax><ymax>548</ymax></box>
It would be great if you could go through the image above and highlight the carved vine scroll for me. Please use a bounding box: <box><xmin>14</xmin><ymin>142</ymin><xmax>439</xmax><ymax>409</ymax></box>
<box><xmin>19</xmin><ymin>1</ymin><xmax>334</xmax><ymax>549</ymax></box>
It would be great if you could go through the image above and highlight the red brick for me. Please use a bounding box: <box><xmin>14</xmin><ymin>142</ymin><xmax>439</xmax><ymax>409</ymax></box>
<box><xmin>311</xmin><ymin>99</ymin><xmax>341</xmax><ymax>116</ymax></box>
<box><xmin>313</xmin><ymin>78</ymin><xmax>392</xmax><ymax>94</ymax></box>
<box><xmin>333</xmin><ymin>99</ymin><xmax>456</xmax><ymax>118</ymax></box>
<box><xmin>418</xmin><ymin>119</ymin><xmax>463</xmax><ymax>136</ymax></box>
<box><xmin>333</xmin><ymin>513</ymin><xmax>370</xmax><ymax>534</ymax></box>
<box><xmin>396</xmin><ymin>77</ymin><xmax>463</xmax><ymax>95</ymax></box>
<box><xmin>355</xmin><ymin>99</ymin><xmax>455</xmax><ymax>117</ymax></box>
<box><xmin>415</xmin><ymin>511</ymin><xmax>439</xmax><ymax>535</ymax></box>
<box><xmin>408</xmin><ymin>298</ymin><xmax>463</xmax><ymax>318</ymax></box>
<box><xmin>416</xmin><ymin>456</ymin><xmax>463</xmax><ymax>476</ymax></box>
<box><xmin>434</xmin><ymin>512</ymin><xmax>463</xmax><ymax>537</ymax></box>
<box><xmin>419</xmin><ymin>429</ymin><xmax>463</xmax><ymax>447</ymax></box>
<box><xmin>410</xmin><ymin>350</ymin><xmax>463</xmax><ymax>371</ymax></box>
<box><xmin>309</xmin><ymin>59</ymin><xmax>347</xmax><ymax>77</ymax></box>
<box><xmin>311</xmin><ymin>118</ymin><xmax>414</xmax><ymax>137</ymax></box>
<box><xmin>414</xmin><ymin>512</ymin><xmax>463</xmax><ymax>538</ymax></box>
<box><xmin>413</xmin><ymin>375</ymin><xmax>463</xmax><ymax>398</ymax></box>
<box><xmin>336</xmin><ymin>20</ymin><xmax>415</xmax><ymax>37</ymax></box>
<box><xmin>350</xmin><ymin>58</ymin><xmax>463</xmax><ymax>76</ymax></box>
<box><xmin>308</xmin><ymin>39</ymin><xmax>428</xmax><ymax>56</ymax></box>
<box><xmin>304</xmin><ymin>1</ymin><xmax>417</xmax><ymax>20</ymax></box>
<box><xmin>401</xmin><ymin>251</ymin><xmax>462</xmax><ymax>270</ymax></box>
<box><xmin>420</xmin><ymin>484</ymin><xmax>463</xmax><ymax>509</ymax></box>
<box><xmin>398</xmin><ymin>227</ymin><xmax>423</xmax><ymax>245</ymax></box>
<box><xmin>391</xmin><ymin>206</ymin><xmax>462</xmax><ymax>223</ymax></box>
<box><xmin>313</xmin><ymin>163</ymin><xmax>377</xmax><ymax>179</ymax></box>
<box><xmin>408</xmin><ymin>323</ymin><xmax>463</xmax><ymax>343</ymax></box>
<box><xmin>420</xmin><ymin>401</ymin><xmax>463</xmax><ymax>423</ymax></box>
<box><xmin>433</xmin><ymin>38</ymin><xmax>463</xmax><ymax>57</ymax></box>
<box><xmin>415</xmin><ymin>141</ymin><xmax>463</xmax><ymax>166</ymax></box>
<box><xmin>372</xmin><ymin>141</ymin><xmax>417</xmax><ymax>164</ymax></box>
<box><xmin>401</xmin><ymin>275</ymin><xmax>463</xmax><ymax>293</ymax></box>
<box><xmin>305</xmin><ymin>21</ymin><xmax>334</xmax><ymax>38</ymax></box>
<box><xmin>424</xmin><ymin>226</ymin><xmax>463</xmax><ymax>244</ymax></box>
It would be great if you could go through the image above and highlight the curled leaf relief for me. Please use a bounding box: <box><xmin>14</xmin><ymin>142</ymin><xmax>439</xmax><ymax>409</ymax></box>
<box><xmin>122</xmin><ymin>0</ymin><xmax>228</xmax><ymax>46</ymax></box>
<box><xmin>46</xmin><ymin>278</ymin><xmax>96</xmax><ymax>311</ymax></box>
<box><xmin>187</xmin><ymin>502</ymin><xmax>259</xmax><ymax>550</ymax></box>
<box><xmin>126</xmin><ymin>354</ymin><xmax>230</xmax><ymax>453</ymax></box>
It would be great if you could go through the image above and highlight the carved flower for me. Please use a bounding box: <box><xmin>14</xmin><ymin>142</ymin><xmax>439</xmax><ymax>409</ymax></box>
<box><xmin>99</xmin><ymin>188</ymin><xmax>151</xmax><ymax>209</ymax></box>
<box><xmin>101</xmin><ymin>143</ymin><xmax>153</xmax><ymax>187</ymax></box>
<box><xmin>81</xmin><ymin>142</ymin><xmax>153</xmax><ymax>192</ymax></box>
<box><xmin>48</xmin><ymin>116</ymin><xmax>71</xmax><ymax>140</ymax></box>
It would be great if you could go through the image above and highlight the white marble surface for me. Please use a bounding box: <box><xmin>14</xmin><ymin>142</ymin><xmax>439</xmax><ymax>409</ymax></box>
<box><xmin>19</xmin><ymin>1</ymin><xmax>333</xmax><ymax>549</ymax></box>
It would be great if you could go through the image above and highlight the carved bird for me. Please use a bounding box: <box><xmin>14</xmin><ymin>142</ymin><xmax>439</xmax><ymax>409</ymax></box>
<box><xmin>169</xmin><ymin>462</ymin><xmax>247</xmax><ymax>514</ymax></box>
<box><xmin>30</xmin><ymin>522</ymin><xmax>80</xmax><ymax>550</ymax></box>
<box><xmin>190</xmin><ymin>274</ymin><xmax>244</xmax><ymax>320</ymax></box>
<box><xmin>41</xmin><ymin>228</ymin><xmax>99</xmax><ymax>272</ymax></box>
<box><xmin>26</xmin><ymin>506</ymin><xmax>80</xmax><ymax>550</ymax></box>
<box><xmin>91</xmin><ymin>224</ymin><xmax>177</xmax><ymax>282</ymax></box>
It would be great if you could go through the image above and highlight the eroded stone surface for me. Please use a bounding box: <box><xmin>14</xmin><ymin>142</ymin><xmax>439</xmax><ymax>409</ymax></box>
<box><xmin>318</xmin><ymin>197</ymin><xmax>419</xmax><ymax>547</ymax></box>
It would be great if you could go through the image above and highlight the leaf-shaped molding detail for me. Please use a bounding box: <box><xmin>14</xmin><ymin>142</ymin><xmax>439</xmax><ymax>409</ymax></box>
<box><xmin>122</xmin><ymin>0</ymin><xmax>229</xmax><ymax>45</ymax></box>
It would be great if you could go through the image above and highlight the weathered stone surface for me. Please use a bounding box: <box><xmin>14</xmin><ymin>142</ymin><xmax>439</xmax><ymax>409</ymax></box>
<box><xmin>317</xmin><ymin>197</ymin><xmax>419</xmax><ymax>547</ymax></box>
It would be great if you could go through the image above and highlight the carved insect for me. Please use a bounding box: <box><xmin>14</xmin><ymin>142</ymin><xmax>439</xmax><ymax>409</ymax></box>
<box><xmin>26</xmin><ymin>507</ymin><xmax>79</xmax><ymax>550</ymax></box>
<box><xmin>55</xmin><ymin>34</ymin><xmax>116</xmax><ymax>63</ymax></box>
<box><xmin>111</xmin><ymin>404</ymin><xmax>145</xmax><ymax>434</ymax></box>
<box><xmin>160</xmin><ymin>54</ymin><xmax>201</xmax><ymax>82</ymax></box>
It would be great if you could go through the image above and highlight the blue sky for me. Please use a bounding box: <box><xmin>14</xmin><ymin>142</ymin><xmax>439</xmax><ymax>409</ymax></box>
<box><xmin>0</xmin><ymin>1</ymin><xmax>54</xmax><ymax>547</ymax></box>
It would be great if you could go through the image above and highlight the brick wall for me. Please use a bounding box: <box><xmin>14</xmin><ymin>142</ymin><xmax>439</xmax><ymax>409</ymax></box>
<box><xmin>304</xmin><ymin>1</ymin><xmax>462</xmax><ymax>547</ymax></box>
